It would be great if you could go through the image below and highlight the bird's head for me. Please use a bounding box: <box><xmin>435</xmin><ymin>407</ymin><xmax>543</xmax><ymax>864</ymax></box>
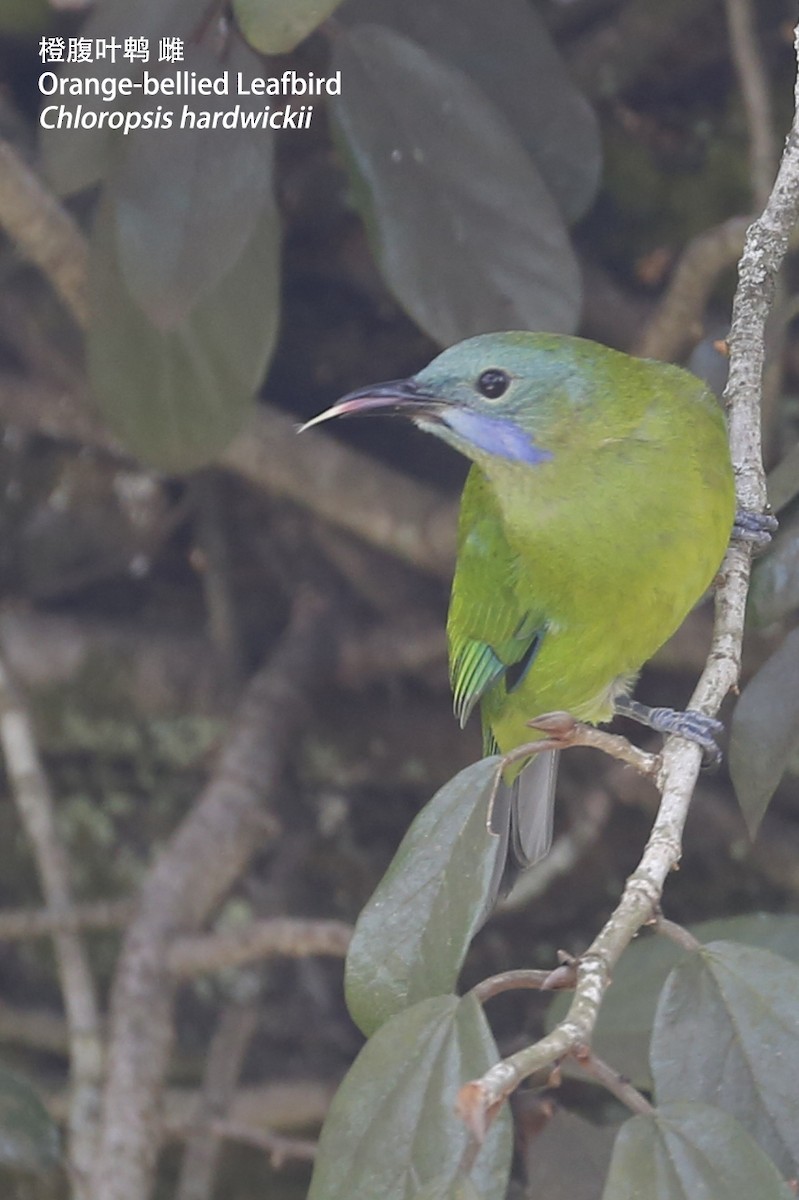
<box><xmin>300</xmin><ymin>332</ymin><xmax>602</xmax><ymax>468</ymax></box>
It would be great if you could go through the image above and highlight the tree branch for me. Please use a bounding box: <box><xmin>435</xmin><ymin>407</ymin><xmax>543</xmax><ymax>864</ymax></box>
<box><xmin>176</xmin><ymin>999</ymin><xmax>260</xmax><ymax>1200</ymax></box>
<box><xmin>88</xmin><ymin>594</ymin><xmax>332</xmax><ymax>1200</ymax></box>
<box><xmin>0</xmin><ymin>137</ymin><xmax>457</xmax><ymax>580</ymax></box>
<box><xmin>0</xmin><ymin>898</ymin><xmax>133</xmax><ymax>940</ymax></box>
<box><xmin>0</xmin><ymin>654</ymin><xmax>103</xmax><ymax>1195</ymax></box>
<box><xmin>633</xmin><ymin>217</ymin><xmax>752</xmax><ymax>363</ymax></box>
<box><xmin>168</xmin><ymin>918</ymin><xmax>352</xmax><ymax>979</ymax></box>
<box><xmin>0</xmin><ymin>137</ymin><xmax>89</xmax><ymax>327</ymax></box>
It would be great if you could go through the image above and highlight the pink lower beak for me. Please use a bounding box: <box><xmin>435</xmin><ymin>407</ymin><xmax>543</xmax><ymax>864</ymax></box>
<box><xmin>298</xmin><ymin>378</ymin><xmax>435</xmax><ymax>432</ymax></box>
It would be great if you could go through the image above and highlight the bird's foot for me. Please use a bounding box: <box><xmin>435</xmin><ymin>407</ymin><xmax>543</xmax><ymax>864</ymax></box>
<box><xmin>733</xmin><ymin>507</ymin><xmax>778</xmax><ymax>551</ymax></box>
<box><xmin>526</xmin><ymin>710</ymin><xmax>577</xmax><ymax>740</ymax></box>
<box><xmin>614</xmin><ymin>695</ymin><xmax>723</xmax><ymax>767</ymax></box>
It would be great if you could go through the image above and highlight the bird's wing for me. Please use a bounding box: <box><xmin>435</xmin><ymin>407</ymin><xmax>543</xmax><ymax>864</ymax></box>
<box><xmin>447</xmin><ymin>468</ymin><xmax>546</xmax><ymax>734</ymax></box>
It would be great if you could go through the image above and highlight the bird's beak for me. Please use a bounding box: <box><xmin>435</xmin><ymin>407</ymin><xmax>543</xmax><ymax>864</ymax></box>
<box><xmin>298</xmin><ymin>378</ymin><xmax>440</xmax><ymax>432</ymax></box>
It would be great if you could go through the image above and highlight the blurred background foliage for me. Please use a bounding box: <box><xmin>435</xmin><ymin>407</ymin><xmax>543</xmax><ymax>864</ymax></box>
<box><xmin>0</xmin><ymin>0</ymin><xmax>798</xmax><ymax>1197</ymax></box>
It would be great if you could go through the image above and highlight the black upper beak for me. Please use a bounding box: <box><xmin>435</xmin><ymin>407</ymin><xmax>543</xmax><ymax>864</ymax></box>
<box><xmin>298</xmin><ymin>378</ymin><xmax>439</xmax><ymax>432</ymax></box>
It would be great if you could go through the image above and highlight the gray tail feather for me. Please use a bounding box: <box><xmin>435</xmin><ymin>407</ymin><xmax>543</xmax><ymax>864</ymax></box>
<box><xmin>486</xmin><ymin>749</ymin><xmax>560</xmax><ymax>912</ymax></box>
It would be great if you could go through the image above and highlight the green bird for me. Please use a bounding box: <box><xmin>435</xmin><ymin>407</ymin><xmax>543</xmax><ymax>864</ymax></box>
<box><xmin>303</xmin><ymin>333</ymin><xmax>737</xmax><ymax>886</ymax></box>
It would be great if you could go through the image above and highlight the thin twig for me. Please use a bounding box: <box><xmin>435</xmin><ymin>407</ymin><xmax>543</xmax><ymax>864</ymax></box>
<box><xmin>0</xmin><ymin>370</ymin><xmax>458</xmax><ymax>580</ymax></box>
<box><xmin>0</xmin><ymin>137</ymin><xmax>89</xmax><ymax>327</ymax></box>
<box><xmin>50</xmin><ymin>1080</ymin><xmax>335</xmax><ymax>1138</ymax></box>
<box><xmin>470</xmin><ymin>970</ymin><xmax>553</xmax><ymax>1004</ymax></box>
<box><xmin>456</xmin><ymin>26</ymin><xmax>799</xmax><ymax>1135</ymax></box>
<box><xmin>725</xmin><ymin>0</ymin><xmax>778</xmax><ymax>208</ymax></box>
<box><xmin>205</xmin><ymin>1119</ymin><xmax>318</xmax><ymax>1166</ymax></box>
<box><xmin>168</xmin><ymin>918</ymin><xmax>353</xmax><ymax>979</ymax></box>
<box><xmin>498</xmin><ymin>715</ymin><xmax>661</xmax><ymax>779</ymax></box>
<box><xmin>191</xmin><ymin>474</ymin><xmax>246</xmax><ymax>686</ymax></box>
<box><xmin>176</xmin><ymin>999</ymin><xmax>260</xmax><ymax>1200</ymax></box>
<box><xmin>570</xmin><ymin>1048</ymin><xmax>655</xmax><ymax>1117</ymax></box>
<box><xmin>0</xmin><ymin>898</ymin><xmax>134</xmax><ymax>941</ymax></box>
<box><xmin>0</xmin><ymin>998</ymin><xmax>73</xmax><ymax>1055</ymax></box>
<box><xmin>0</xmin><ymin>655</ymin><xmax>103</xmax><ymax>1195</ymax></box>
<box><xmin>634</xmin><ymin>216</ymin><xmax>752</xmax><ymax>362</ymax></box>
<box><xmin>654</xmin><ymin>916</ymin><xmax>702</xmax><ymax>952</ymax></box>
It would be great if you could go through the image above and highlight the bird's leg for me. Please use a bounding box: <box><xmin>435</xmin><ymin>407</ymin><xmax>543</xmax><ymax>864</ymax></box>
<box><xmin>732</xmin><ymin>507</ymin><xmax>778</xmax><ymax>550</ymax></box>
<box><xmin>613</xmin><ymin>695</ymin><xmax>723</xmax><ymax>766</ymax></box>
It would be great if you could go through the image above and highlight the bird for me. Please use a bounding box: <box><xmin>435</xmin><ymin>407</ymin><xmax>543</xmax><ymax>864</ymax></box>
<box><xmin>301</xmin><ymin>332</ymin><xmax>737</xmax><ymax>894</ymax></box>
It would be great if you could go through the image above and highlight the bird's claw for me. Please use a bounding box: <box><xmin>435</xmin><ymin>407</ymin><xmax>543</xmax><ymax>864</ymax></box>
<box><xmin>644</xmin><ymin>706</ymin><xmax>723</xmax><ymax>767</ymax></box>
<box><xmin>614</xmin><ymin>695</ymin><xmax>723</xmax><ymax>767</ymax></box>
<box><xmin>733</xmin><ymin>508</ymin><xmax>778</xmax><ymax>551</ymax></box>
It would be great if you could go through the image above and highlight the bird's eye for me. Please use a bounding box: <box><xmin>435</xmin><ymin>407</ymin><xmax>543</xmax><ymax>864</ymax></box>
<box><xmin>477</xmin><ymin>368</ymin><xmax>510</xmax><ymax>400</ymax></box>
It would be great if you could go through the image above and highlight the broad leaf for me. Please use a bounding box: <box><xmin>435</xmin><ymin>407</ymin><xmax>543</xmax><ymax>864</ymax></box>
<box><xmin>40</xmin><ymin>0</ymin><xmax>206</xmax><ymax>195</ymax></box>
<box><xmin>766</xmin><ymin>441</ymin><xmax>799</xmax><ymax>513</ymax></box>
<box><xmin>0</xmin><ymin>1066</ymin><xmax>61</xmax><ymax>1175</ymax></box>
<box><xmin>748</xmin><ymin>517</ymin><xmax>799</xmax><ymax>627</ymax></box>
<box><xmin>748</xmin><ymin>516</ymin><xmax>796</xmax><ymax>628</ymax></box>
<box><xmin>88</xmin><ymin>190</ymin><xmax>279</xmax><ymax>472</ymax></box>
<box><xmin>545</xmin><ymin>914</ymin><xmax>799</xmax><ymax>1088</ymax></box>
<box><xmin>523</xmin><ymin>1107</ymin><xmax>616</xmax><ymax>1200</ymax></box>
<box><xmin>650</xmin><ymin>940</ymin><xmax>799</xmax><ymax>1176</ymax></box>
<box><xmin>1</xmin><ymin>0</ymin><xmax>49</xmax><ymax>34</ymax></box>
<box><xmin>330</xmin><ymin>24</ymin><xmax>581</xmax><ymax>347</ymax></box>
<box><xmin>112</xmin><ymin>43</ymin><xmax>273</xmax><ymax>327</ymax></box>
<box><xmin>412</xmin><ymin>1175</ymin><xmax>483</xmax><ymax>1200</ymax></box>
<box><xmin>346</xmin><ymin>758</ymin><xmax>505</xmax><ymax>1036</ymax></box>
<box><xmin>729</xmin><ymin>628</ymin><xmax>799</xmax><ymax>835</ymax></box>
<box><xmin>339</xmin><ymin>0</ymin><xmax>601</xmax><ymax>222</ymax></box>
<box><xmin>233</xmin><ymin>0</ymin><xmax>345</xmax><ymax>53</ymax></box>
<box><xmin>308</xmin><ymin>994</ymin><xmax>512</xmax><ymax>1200</ymax></box>
<box><xmin>602</xmin><ymin>1102</ymin><xmax>792</xmax><ymax>1199</ymax></box>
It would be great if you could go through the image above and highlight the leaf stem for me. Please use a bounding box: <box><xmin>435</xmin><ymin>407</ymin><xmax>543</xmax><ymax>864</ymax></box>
<box><xmin>471</xmin><ymin>969</ymin><xmax>554</xmax><ymax>1004</ymax></box>
<box><xmin>570</xmin><ymin>1047</ymin><xmax>655</xmax><ymax>1117</ymax></box>
<box><xmin>654</xmin><ymin>916</ymin><xmax>702</xmax><ymax>953</ymax></box>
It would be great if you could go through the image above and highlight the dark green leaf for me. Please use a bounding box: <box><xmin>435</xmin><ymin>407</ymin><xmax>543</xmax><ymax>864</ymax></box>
<box><xmin>308</xmin><ymin>994</ymin><xmax>512</xmax><ymax>1200</ymax></box>
<box><xmin>1</xmin><ymin>0</ymin><xmax>49</xmax><ymax>34</ymax></box>
<box><xmin>748</xmin><ymin>516</ymin><xmax>799</xmax><ymax>627</ymax></box>
<box><xmin>729</xmin><ymin>628</ymin><xmax>799</xmax><ymax>835</ymax></box>
<box><xmin>233</xmin><ymin>0</ymin><xmax>345</xmax><ymax>53</ymax></box>
<box><xmin>546</xmin><ymin>914</ymin><xmax>799</xmax><ymax>1088</ymax></box>
<box><xmin>412</xmin><ymin>1175</ymin><xmax>483</xmax><ymax>1200</ymax></box>
<box><xmin>330</xmin><ymin>24</ymin><xmax>581</xmax><ymax>347</ymax></box>
<box><xmin>651</xmin><ymin>940</ymin><xmax>799</xmax><ymax>1176</ymax></box>
<box><xmin>40</xmin><ymin>0</ymin><xmax>205</xmax><ymax>195</ymax></box>
<box><xmin>766</xmin><ymin>441</ymin><xmax>799</xmax><ymax>514</ymax></box>
<box><xmin>523</xmin><ymin>1107</ymin><xmax>616</xmax><ymax>1200</ymax></box>
<box><xmin>112</xmin><ymin>44</ymin><xmax>273</xmax><ymax>327</ymax></box>
<box><xmin>339</xmin><ymin>0</ymin><xmax>601</xmax><ymax>222</ymax></box>
<box><xmin>88</xmin><ymin>188</ymin><xmax>279</xmax><ymax>472</ymax></box>
<box><xmin>602</xmin><ymin>1102</ymin><xmax>793</xmax><ymax>1200</ymax></box>
<box><xmin>345</xmin><ymin>757</ymin><xmax>504</xmax><ymax>1037</ymax></box>
<box><xmin>0</xmin><ymin>1066</ymin><xmax>61</xmax><ymax>1175</ymax></box>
